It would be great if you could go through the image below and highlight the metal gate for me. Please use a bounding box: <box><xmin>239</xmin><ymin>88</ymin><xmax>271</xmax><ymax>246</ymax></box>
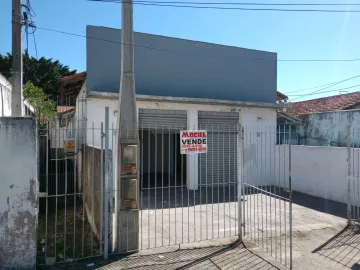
<box><xmin>347</xmin><ymin>126</ymin><xmax>360</xmax><ymax>224</ymax></box>
<box><xmin>37</xmin><ymin>106</ymin><xmax>292</xmax><ymax>268</ymax></box>
<box><xmin>242</xmin><ymin>125</ymin><xmax>293</xmax><ymax>269</ymax></box>
<box><xmin>136</xmin><ymin>122</ymin><xmax>241</xmax><ymax>250</ymax></box>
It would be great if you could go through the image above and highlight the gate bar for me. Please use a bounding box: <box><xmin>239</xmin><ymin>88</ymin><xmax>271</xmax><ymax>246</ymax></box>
<box><xmin>347</xmin><ymin>126</ymin><xmax>351</xmax><ymax>223</ymax></box>
<box><xmin>104</xmin><ymin>107</ymin><xmax>110</xmax><ymax>259</ymax></box>
<box><xmin>289</xmin><ymin>124</ymin><xmax>293</xmax><ymax>269</ymax></box>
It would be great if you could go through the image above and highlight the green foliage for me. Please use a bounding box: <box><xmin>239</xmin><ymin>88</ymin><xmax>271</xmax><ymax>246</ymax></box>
<box><xmin>23</xmin><ymin>81</ymin><xmax>57</xmax><ymax>122</ymax></box>
<box><xmin>0</xmin><ymin>52</ymin><xmax>76</xmax><ymax>101</ymax></box>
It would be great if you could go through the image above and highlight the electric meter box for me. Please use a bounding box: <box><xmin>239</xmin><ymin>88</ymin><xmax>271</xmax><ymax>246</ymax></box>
<box><xmin>120</xmin><ymin>143</ymin><xmax>139</xmax><ymax>209</ymax></box>
<box><xmin>121</xmin><ymin>178</ymin><xmax>137</xmax><ymax>209</ymax></box>
<box><xmin>121</xmin><ymin>144</ymin><xmax>138</xmax><ymax>176</ymax></box>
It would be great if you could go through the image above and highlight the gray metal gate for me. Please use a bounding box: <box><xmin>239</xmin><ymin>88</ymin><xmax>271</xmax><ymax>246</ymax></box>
<box><xmin>347</xmin><ymin>126</ymin><xmax>360</xmax><ymax>224</ymax></box>
<box><xmin>136</xmin><ymin>122</ymin><xmax>241</xmax><ymax>251</ymax></box>
<box><xmin>198</xmin><ymin>111</ymin><xmax>239</xmax><ymax>186</ymax></box>
<box><xmin>37</xmin><ymin>106</ymin><xmax>293</xmax><ymax>268</ymax></box>
<box><xmin>242</xmin><ymin>125</ymin><xmax>293</xmax><ymax>269</ymax></box>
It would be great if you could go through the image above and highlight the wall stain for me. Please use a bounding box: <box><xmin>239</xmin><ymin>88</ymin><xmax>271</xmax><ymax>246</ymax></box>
<box><xmin>27</xmin><ymin>178</ymin><xmax>36</xmax><ymax>202</ymax></box>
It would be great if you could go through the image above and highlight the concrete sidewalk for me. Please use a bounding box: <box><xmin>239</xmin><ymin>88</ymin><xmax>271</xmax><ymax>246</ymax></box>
<box><xmin>44</xmin><ymin>192</ymin><xmax>358</xmax><ymax>269</ymax></box>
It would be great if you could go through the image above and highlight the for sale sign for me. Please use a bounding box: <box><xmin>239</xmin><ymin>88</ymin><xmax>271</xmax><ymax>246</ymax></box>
<box><xmin>180</xmin><ymin>130</ymin><xmax>207</xmax><ymax>154</ymax></box>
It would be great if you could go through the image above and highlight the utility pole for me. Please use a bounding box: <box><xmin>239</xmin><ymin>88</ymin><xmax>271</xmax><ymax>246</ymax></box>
<box><xmin>113</xmin><ymin>0</ymin><xmax>139</xmax><ymax>252</ymax></box>
<box><xmin>11</xmin><ymin>0</ymin><xmax>23</xmax><ymax>116</ymax></box>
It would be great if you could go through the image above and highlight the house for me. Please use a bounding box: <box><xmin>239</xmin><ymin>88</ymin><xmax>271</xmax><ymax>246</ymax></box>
<box><xmin>291</xmin><ymin>91</ymin><xmax>360</xmax><ymax>146</ymax></box>
<box><xmin>73</xmin><ymin>25</ymin><xmax>288</xmax><ymax>192</ymax></box>
<box><xmin>59</xmin><ymin>72</ymin><xmax>86</xmax><ymax>106</ymax></box>
<box><xmin>1</xmin><ymin>73</ymin><xmax>35</xmax><ymax>117</ymax></box>
<box><xmin>275</xmin><ymin>91</ymin><xmax>302</xmax><ymax>144</ymax></box>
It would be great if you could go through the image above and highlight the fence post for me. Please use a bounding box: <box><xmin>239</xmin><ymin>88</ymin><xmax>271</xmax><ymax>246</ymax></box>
<box><xmin>347</xmin><ymin>126</ymin><xmax>351</xmax><ymax>224</ymax></box>
<box><xmin>104</xmin><ymin>107</ymin><xmax>110</xmax><ymax>259</ymax></box>
<box><xmin>238</xmin><ymin>125</ymin><xmax>244</xmax><ymax>239</ymax></box>
<box><xmin>289</xmin><ymin>125</ymin><xmax>293</xmax><ymax>269</ymax></box>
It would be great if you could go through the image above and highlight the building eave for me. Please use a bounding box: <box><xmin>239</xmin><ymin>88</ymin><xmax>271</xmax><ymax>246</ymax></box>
<box><xmin>88</xmin><ymin>91</ymin><xmax>287</xmax><ymax>109</ymax></box>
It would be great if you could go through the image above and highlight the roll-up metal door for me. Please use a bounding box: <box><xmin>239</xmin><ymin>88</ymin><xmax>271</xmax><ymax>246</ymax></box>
<box><xmin>139</xmin><ymin>109</ymin><xmax>187</xmax><ymax>130</ymax></box>
<box><xmin>198</xmin><ymin>111</ymin><xmax>239</xmax><ymax>186</ymax></box>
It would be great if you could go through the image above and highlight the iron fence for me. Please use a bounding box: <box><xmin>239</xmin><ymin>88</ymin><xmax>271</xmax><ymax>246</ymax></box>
<box><xmin>242</xmin><ymin>125</ymin><xmax>292</xmax><ymax>269</ymax></box>
<box><xmin>36</xmin><ymin>108</ymin><xmax>292</xmax><ymax>268</ymax></box>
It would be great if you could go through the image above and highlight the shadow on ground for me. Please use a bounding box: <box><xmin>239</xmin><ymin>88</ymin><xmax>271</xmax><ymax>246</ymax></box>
<box><xmin>45</xmin><ymin>241</ymin><xmax>280</xmax><ymax>270</ymax></box>
<box><xmin>312</xmin><ymin>225</ymin><xmax>360</xmax><ymax>269</ymax></box>
<box><xmin>281</xmin><ymin>190</ymin><xmax>347</xmax><ymax>219</ymax></box>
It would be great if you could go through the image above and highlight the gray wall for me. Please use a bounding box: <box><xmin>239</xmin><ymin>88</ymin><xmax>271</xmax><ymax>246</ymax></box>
<box><xmin>299</xmin><ymin>110</ymin><xmax>360</xmax><ymax>146</ymax></box>
<box><xmin>87</xmin><ymin>26</ymin><xmax>277</xmax><ymax>103</ymax></box>
<box><xmin>0</xmin><ymin>118</ymin><xmax>38</xmax><ymax>269</ymax></box>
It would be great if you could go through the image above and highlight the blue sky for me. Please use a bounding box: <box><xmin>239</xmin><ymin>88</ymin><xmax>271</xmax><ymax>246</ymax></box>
<box><xmin>1</xmin><ymin>0</ymin><xmax>360</xmax><ymax>101</ymax></box>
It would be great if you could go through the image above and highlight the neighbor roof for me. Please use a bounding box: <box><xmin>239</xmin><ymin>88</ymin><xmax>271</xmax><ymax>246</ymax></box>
<box><xmin>291</xmin><ymin>91</ymin><xmax>360</xmax><ymax>116</ymax></box>
<box><xmin>60</xmin><ymin>71</ymin><xmax>86</xmax><ymax>83</ymax></box>
<box><xmin>277</xmin><ymin>91</ymin><xmax>288</xmax><ymax>101</ymax></box>
<box><xmin>57</xmin><ymin>106</ymin><xmax>75</xmax><ymax>114</ymax></box>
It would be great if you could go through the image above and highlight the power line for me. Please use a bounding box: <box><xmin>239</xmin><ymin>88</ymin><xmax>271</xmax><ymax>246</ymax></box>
<box><xmin>288</xmin><ymin>84</ymin><xmax>360</xmax><ymax>97</ymax></box>
<box><xmin>291</xmin><ymin>77</ymin><xmax>360</xmax><ymax>100</ymax></box>
<box><xmin>90</xmin><ymin>0</ymin><xmax>360</xmax><ymax>6</ymax></box>
<box><xmin>88</xmin><ymin>0</ymin><xmax>360</xmax><ymax>12</ymax></box>
<box><xmin>32</xmin><ymin>32</ymin><xmax>38</xmax><ymax>59</ymax></box>
<box><xmin>36</xmin><ymin>26</ymin><xmax>360</xmax><ymax>63</ymax></box>
<box><xmin>285</xmin><ymin>74</ymin><xmax>360</xmax><ymax>94</ymax></box>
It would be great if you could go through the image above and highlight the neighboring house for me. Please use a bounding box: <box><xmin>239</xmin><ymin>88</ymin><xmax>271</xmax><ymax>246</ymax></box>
<box><xmin>74</xmin><ymin>25</ymin><xmax>287</xmax><ymax>191</ymax></box>
<box><xmin>276</xmin><ymin>91</ymin><xmax>302</xmax><ymax>144</ymax></box>
<box><xmin>0</xmin><ymin>73</ymin><xmax>12</xmax><ymax>116</ymax></box>
<box><xmin>59</xmin><ymin>72</ymin><xmax>86</xmax><ymax>106</ymax></box>
<box><xmin>291</xmin><ymin>91</ymin><xmax>360</xmax><ymax>146</ymax></box>
<box><xmin>1</xmin><ymin>73</ymin><xmax>35</xmax><ymax>117</ymax></box>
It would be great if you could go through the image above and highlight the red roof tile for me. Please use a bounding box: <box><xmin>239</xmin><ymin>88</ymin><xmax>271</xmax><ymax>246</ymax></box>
<box><xmin>292</xmin><ymin>91</ymin><xmax>360</xmax><ymax>116</ymax></box>
<box><xmin>60</xmin><ymin>71</ymin><xmax>86</xmax><ymax>82</ymax></box>
<box><xmin>57</xmin><ymin>106</ymin><xmax>75</xmax><ymax>114</ymax></box>
<box><xmin>277</xmin><ymin>91</ymin><xmax>288</xmax><ymax>101</ymax></box>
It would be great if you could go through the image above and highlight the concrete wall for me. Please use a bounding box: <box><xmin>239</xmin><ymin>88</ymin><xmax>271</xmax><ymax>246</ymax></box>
<box><xmin>0</xmin><ymin>74</ymin><xmax>12</xmax><ymax>117</ymax></box>
<box><xmin>300</xmin><ymin>110</ymin><xmax>360</xmax><ymax>146</ymax></box>
<box><xmin>0</xmin><ymin>118</ymin><xmax>38</xmax><ymax>269</ymax></box>
<box><xmin>86</xmin><ymin>25</ymin><xmax>277</xmax><ymax>103</ymax></box>
<box><xmin>277</xmin><ymin>145</ymin><xmax>349</xmax><ymax>204</ymax></box>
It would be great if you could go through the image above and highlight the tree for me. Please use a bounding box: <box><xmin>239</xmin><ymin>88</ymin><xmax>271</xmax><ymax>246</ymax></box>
<box><xmin>23</xmin><ymin>81</ymin><xmax>57</xmax><ymax>123</ymax></box>
<box><xmin>0</xmin><ymin>52</ymin><xmax>76</xmax><ymax>102</ymax></box>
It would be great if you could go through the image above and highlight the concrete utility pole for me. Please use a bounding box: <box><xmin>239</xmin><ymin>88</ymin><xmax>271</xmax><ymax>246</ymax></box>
<box><xmin>113</xmin><ymin>0</ymin><xmax>139</xmax><ymax>252</ymax></box>
<box><xmin>11</xmin><ymin>0</ymin><xmax>23</xmax><ymax>116</ymax></box>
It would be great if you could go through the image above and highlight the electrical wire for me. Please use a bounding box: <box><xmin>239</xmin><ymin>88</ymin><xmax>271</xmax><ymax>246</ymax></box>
<box><xmin>88</xmin><ymin>0</ymin><xmax>360</xmax><ymax>12</ymax></box>
<box><xmin>288</xmin><ymin>84</ymin><xmax>360</xmax><ymax>97</ymax></box>
<box><xmin>35</xmin><ymin>26</ymin><xmax>360</xmax><ymax>63</ymax></box>
<box><xmin>32</xmin><ymin>32</ymin><xmax>38</xmax><ymax>59</ymax></box>
<box><xmin>90</xmin><ymin>0</ymin><xmax>360</xmax><ymax>6</ymax></box>
<box><xmin>285</xmin><ymin>74</ymin><xmax>360</xmax><ymax>94</ymax></box>
<box><xmin>290</xmin><ymin>76</ymin><xmax>360</xmax><ymax>101</ymax></box>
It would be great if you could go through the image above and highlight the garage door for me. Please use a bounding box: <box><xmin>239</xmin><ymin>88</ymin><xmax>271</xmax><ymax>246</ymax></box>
<box><xmin>138</xmin><ymin>109</ymin><xmax>187</xmax><ymax>130</ymax></box>
<box><xmin>198</xmin><ymin>111</ymin><xmax>239</xmax><ymax>186</ymax></box>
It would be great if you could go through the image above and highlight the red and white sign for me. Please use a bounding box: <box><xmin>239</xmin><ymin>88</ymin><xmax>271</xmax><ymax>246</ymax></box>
<box><xmin>180</xmin><ymin>130</ymin><xmax>207</xmax><ymax>154</ymax></box>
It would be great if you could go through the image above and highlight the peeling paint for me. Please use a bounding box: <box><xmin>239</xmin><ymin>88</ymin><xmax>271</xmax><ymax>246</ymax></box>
<box><xmin>0</xmin><ymin>118</ymin><xmax>38</xmax><ymax>269</ymax></box>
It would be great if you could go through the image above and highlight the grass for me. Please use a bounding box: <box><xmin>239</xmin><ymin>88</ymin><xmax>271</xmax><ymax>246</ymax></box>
<box><xmin>37</xmin><ymin>197</ymin><xmax>101</xmax><ymax>265</ymax></box>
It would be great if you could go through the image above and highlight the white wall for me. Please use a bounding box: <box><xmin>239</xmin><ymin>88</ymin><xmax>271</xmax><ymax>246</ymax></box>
<box><xmin>0</xmin><ymin>118</ymin><xmax>38</xmax><ymax>269</ymax></box>
<box><xmin>0</xmin><ymin>74</ymin><xmax>12</xmax><ymax>117</ymax></box>
<box><xmin>49</xmin><ymin>116</ymin><xmax>76</xmax><ymax>149</ymax></box>
<box><xmin>279</xmin><ymin>145</ymin><xmax>349</xmax><ymax>204</ymax></box>
<box><xmin>242</xmin><ymin>107</ymin><xmax>278</xmax><ymax>187</ymax></box>
<box><xmin>85</xmin><ymin>96</ymin><xmax>277</xmax><ymax>190</ymax></box>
